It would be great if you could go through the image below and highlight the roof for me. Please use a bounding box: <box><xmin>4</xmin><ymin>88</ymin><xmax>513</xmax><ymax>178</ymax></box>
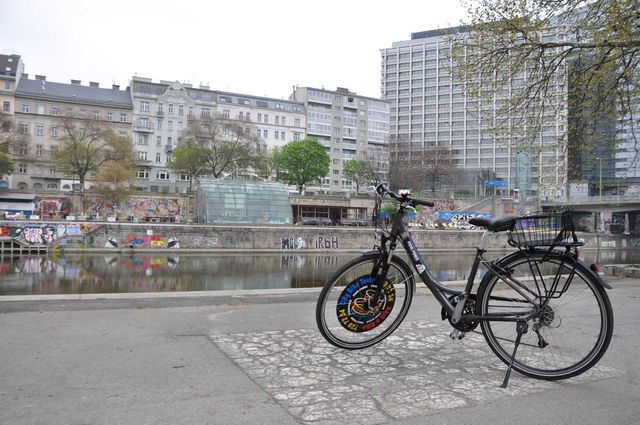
<box><xmin>0</xmin><ymin>54</ymin><xmax>21</xmax><ymax>79</ymax></box>
<box><xmin>411</xmin><ymin>26</ymin><xmax>467</xmax><ymax>40</ymax></box>
<box><xmin>16</xmin><ymin>78</ymin><xmax>132</xmax><ymax>108</ymax></box>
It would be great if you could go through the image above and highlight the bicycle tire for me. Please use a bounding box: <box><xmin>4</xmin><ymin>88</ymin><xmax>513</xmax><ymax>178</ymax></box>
<box><xmin>316</xmin><ymin>252</ymin><xmax>415</xmax><ymax>349</ymax></box>
<box><xmin>477</xmin><ymin>250</ymin><xmax>613</xmax><ymax>380</ymax></box>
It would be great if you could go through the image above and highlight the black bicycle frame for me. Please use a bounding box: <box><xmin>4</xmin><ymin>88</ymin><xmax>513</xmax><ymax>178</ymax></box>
<box><xmin>382</xmin><ymin>207</ymin><xmax>538</xmax><ymax>324</ymax></box>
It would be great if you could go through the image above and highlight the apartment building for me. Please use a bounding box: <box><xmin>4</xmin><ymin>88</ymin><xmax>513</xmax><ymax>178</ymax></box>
<box><xmin>291</xmin><ymin>86</ymin><xmax>390</xmax><ymax>193</ymax></box>
<box><xmin>13</xmin><ymin>76</ymin><xmax>133</xmax><ymax>191</ymax></box>
<box><xmin>381</xmin><ymin>28</ymin><xmax>568</xmax><ymax>199</ymax></box>
<box><xmin>0</xmin><ymin>54</ymin><xmax>24</xmax><ymax>189</ymax></box>
<box><xmin>130</xmin><ymin>77</ymin><xmax>306</xmax><ymax>193</ymax></box>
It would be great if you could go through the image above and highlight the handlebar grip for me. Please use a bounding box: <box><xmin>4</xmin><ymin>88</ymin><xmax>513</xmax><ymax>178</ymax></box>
<box><xmin>412</xmin><ymin>198</ymin><xmax>435</xmax><ymax>207</ymax></box>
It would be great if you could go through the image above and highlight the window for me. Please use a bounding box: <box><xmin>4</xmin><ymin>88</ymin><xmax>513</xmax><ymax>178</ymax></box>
<box><xmin>65</xmin><ymin>107</ymin><xmax>73</xmax><ymax>116</ymax></box>
<box><xmin>36</xmin><ymin>124</ymin><xmax>44</xmax><ymax>135</ymax></box>
<box><xmin>156</xmin><ymin>136</ymin><xmax>162</xmax><ymax>146</ymax></box>
<box><xmin>294</xmin><ymin>118</ymin><xmax>301</xmax><ymax>127</ymax></box>
<box><xmin>281</xmin><ymin>131</ymin><xmax>285</xmax><ymax>140</ymax></box>
<box><xmin>158</xmin><ymin>103</ymin><xmax>164</xmax><ymax>114</ymax></box>
<box><xmin>223</xmin><ymin>109</ymin><xmax>230</xmax><ymax>118</ymax></box>
<box><xmin>168</xmin><ymin>104</ymin><xmax>174</xmax><ymax>114</ymax></box>
<box><xmin>2</xmin><ymin>101</ymin><xmax>9</xmax><ymax>112</ymax></box>
<box><xmin>179</xmin><ymin>174</ymin><xmax>190</xmax><ymax>181</ymax></box>
<box><xmin>50</xmin><ymin>106</ymin><xmax>58</xmax><ymax>116</ymax></box>
<box><xmin>21</xmin><ymin>104</ymin><xmax>30</xmax><ymax>113</ymax></box>
<box><xmin>107</xmin><ymin>112</ymin><xmax>113</xmax><ymax>121</ymax></box>
<box><xmin>263</xmin><ymin>114</ymin><xmax>269</xmax><ymax>123</ymax></box>
<box><xmin>188</xmin><ymin>106</ymin><xmax>193</xmax><ymax>118</ymax></box>
<box><xmin>245</xmin><ymin>112</ymin><xmax>250</xmax><ymax>121</ymax></box>
<box><xmin>256</xmin><ymin>129</ymin><xmax>261</xmax><ymax>138</ymax></box>
<box><xmin>140</xmin><ymin>101</ymin><xmax>149</xmax><ymax>112</ymax></box>
<box><xmin>137</xmin><ymin>169</ymin><xmax>149</xmax><ymax>179</ymax></box>
<box><xmin>156</xmin><ymin>170</ymin><xmax>170</xmax><ymax>180</ymax></box>
<box><xmin>79</xmin><ymin>109</ymin><xmax>86</xmax><ymax>118</ymax></box>
<box><xmin>201</xmin><ymin>107</ymin><xmax>210</xmax><ymax>117</ymax></box>
<box><xmin>168</xmin><ymin>121</ymin><xmax>173</xmax><ymax>131</ymax></box>
<box><xmin>50</xmin><ymin>126</ymin><xmax>58</xmax><ymax>137</ymax></box>
<box><xmin>178</xmin><ymin>104</ymin><xmax>184</xmax><ymax>116</ymax></box>
<box><xmin>138</xmin><ymin>151</ymin><xmax>148</xmax><ymax>161</ymax></box>
<box><xmin>239</xmin><ymin>111</ymin><xmax>244</xmax><ymax>120</ymax></box>
<box><xmin>138</xmin><ymin>135</ymin><xmax>148</xmax><ymax>145</ymax></box>
<box><xmin>36</xmin><ymin>145</ymin><xmax>43</xmax><ymax>156</ymax></box>
<box><xmin>4</xmin><ymin>82</ymin><xmax>11</xmax><ymax>90</ymax></box>
<box><xmin>257</xmin><ymin>113</ymin><xmax>262</xmax><ymax>123</ymax></box>
<box><xmin>18</xmin><ymin>164</ymin><xmax>27</xmax><ymax>174</ymax></box>
<box><xmin>263</xmin><ymin>130</ymin><xmax>268</xmax><ymax>138</ymax></box>
<box><xmin>120</xmin><ymin>113</ymin><xmax>127</xmax><ymax>123</ymax></box>
<box><xmin>275</xmin><ymin>116</ymin><xmax>280</xmax><ymax>125</ymax></box>
<box><xmin>94</xmin><ymin>111</ymin><xmax>100</xmax><ymax>119</ymax></box>
<box><xmin>156</xmin><ymin>152</ymin><xmax>161</xmax><ymax>163</ymax></box>
<box><xmin>19</xmin><ymin>123</ymin><xmax>28</xmax><ymax>134</ymax></box>
<box><xmin>36</xmin><ymin>105</ymin><xmax>44</xmax><ymax>115</ymax></box>
<box><xmin>49</xmin><ymin>168</ymin><xmax>56</xmax><ymax>175</ymax></box>
<box><xmin>157</xmin><ymin>120</ymin><xmax>162</xmax><ymax>130</ymax></box>
<box><xmin>274</xmin><ymin>131</ymin><xmax>279</xmax><ymax>140</ymax></box>
<box><xmin>18</xmin><ymin>143</ymin><xmax>27</xmax><ymax>155</ymax></box>
<box><xmin>293</xmin><ymin>132</ymin><xmax>301</xmax><ymax>141</ymax></box>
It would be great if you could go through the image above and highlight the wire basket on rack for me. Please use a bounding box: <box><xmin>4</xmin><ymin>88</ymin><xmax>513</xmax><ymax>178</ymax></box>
<box><xmin>508</xmin><ymin>211</ymin><xmax>584</xmax><ymax>248</ymax></box>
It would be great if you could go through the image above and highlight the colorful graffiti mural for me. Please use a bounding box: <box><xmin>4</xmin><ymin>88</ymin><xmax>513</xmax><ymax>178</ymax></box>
<box><xmin>104</xmin><ymin>231</ymin><xmax>180</xmax><ymax>249</ymax></box>
<box><xmin>10</xmin><ymin>223</ymin><xmax>101</xmax><ymax>246</ymax></box>
<box><xmin>88</xmin><ymin>197</ymin><xmax>183</xmax><ymax>221</ymax></box>
<box><xmin>34</xmin><ymin>197</ymin><xmax>72</xmax><ymax>218</ymax></box>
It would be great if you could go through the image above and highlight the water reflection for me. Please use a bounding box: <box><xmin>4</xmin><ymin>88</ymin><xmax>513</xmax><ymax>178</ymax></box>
<box><xmin>0</xmin><ymin>249</ymin><xmax>637</xmax><ymax>296</ymax></box>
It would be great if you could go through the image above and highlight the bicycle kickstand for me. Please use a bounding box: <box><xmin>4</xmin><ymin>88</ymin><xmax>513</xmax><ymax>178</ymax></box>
<box><xmin>501</xmin><ymin>321</ymin><xmax>529</xmax><ymax>388</ymax></box>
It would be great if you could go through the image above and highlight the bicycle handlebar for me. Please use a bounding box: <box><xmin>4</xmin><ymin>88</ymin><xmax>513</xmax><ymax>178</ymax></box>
<box><xmin>375</xmin><ymin>183</ymin><xmax>435</xmax><ymax>207</ymax></box>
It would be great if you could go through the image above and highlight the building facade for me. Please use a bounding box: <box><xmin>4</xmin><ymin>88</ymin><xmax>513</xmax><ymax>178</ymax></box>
<box><xmin>130</xmin><ymin>77</ymin><xmax>306</xmax><ymax>193</ymax></box>
<box><xmin>381</xmin><ymin>29</ymin><xmax>568</xmax><ymax>200</ymax></box>
<box><xmin>0</xmin><ymin>54</ymin><xmax>24</xmax><ymax>189</ymax></box>
<box><xmin>13</xmin><ymin>76</ymin><xmax>133</xmax><ymax>192</ymax></box>
<box><xmin>291</xmin><ymin>87</ymin><xmax>389</xmax><ymax>193</ymax></box>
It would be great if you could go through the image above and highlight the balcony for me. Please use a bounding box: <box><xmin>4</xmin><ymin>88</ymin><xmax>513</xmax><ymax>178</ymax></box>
<box><xmin>134</xmin><ymin>122</ymin><xmax>154</xmax><ymax>133</ymax></box>
<box><xmin>165</xmin><ymin>144</ymin><xmax>173</xmax><ymax>153</ymax></box>
<box><xmin>157</xmin><ymin>110</ymin><xmax>164</xmax><ymax>117</ymax></box>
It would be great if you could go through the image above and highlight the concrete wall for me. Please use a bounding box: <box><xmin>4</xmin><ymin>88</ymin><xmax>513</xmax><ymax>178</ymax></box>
<box><xmin>2</xmin><ymin>220</ymin><xmax>638</xmax><ymax>252</ymax></box>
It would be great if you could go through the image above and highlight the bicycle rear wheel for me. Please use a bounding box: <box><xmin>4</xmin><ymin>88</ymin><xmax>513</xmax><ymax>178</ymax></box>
<box><xmin>316</xmin><ymin>252</ymin><xmax>415</xmax><ymax>349</ymax></box>
<box><xmin>477</xmin><ymin>250</ymin><xmax>613</xmax><ymax>380</ymax></box>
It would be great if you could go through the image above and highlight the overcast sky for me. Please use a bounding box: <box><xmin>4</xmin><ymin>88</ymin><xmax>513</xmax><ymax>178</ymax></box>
<box><xmin>0</xmin><ymin>0</ymin><xmax>467</xmax><ymax>99</ymax></box>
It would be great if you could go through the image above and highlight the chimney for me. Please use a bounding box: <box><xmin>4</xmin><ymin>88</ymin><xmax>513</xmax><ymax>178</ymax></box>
<box><xmin>21</xmin><ymin>73</ymin><xmax>28</xmax><ymax>79</ymax></box>
<box><xmin>112</xmin><ymin>84</ymin><xmax>120</xmax><ymax>90</ymax></box>
<box><xmin>89</xmin><ymin>81</ymin><xmax>99</xmax><ymax>88</ymax></box>
<box><xmin>35</xmin><ymin>75</ymin><xmax>46</xmax><ymax>81</ymax></box>
<box><xmin>71</xmin><ymin>79</ymin><xmax>81</xmax><ymax>85</ymax></box>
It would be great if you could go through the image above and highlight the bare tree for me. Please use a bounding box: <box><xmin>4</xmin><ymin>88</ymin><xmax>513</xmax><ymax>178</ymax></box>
<box><xmin>389</xmin><ymin>146</ymin><xmax>460</xmax><ymax>195</ymax></box>
<box><xmin>0</xmin><ymin>110</ymin><xmax>28</xmax><ymax>176</ymax></box>
<box><xmin>451</xmin><ymin>0</ymin><xmax>640</xmax><ymax>183</ymax></box>
<box><xmin>179</xmin><ymin>114</ymin><xmax>260</xmax><ymax>178</ymax></box>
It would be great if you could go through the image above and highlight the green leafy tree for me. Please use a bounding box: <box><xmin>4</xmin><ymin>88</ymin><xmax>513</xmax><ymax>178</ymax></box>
<box><xmin>343</xmin><ymin>159</ymin><xmax>375</xmax><ymax>195</ymax></box>
<box><xmin>451</xmin><ymin>0</ymin><xmax>640</xmax><ymax>184</ymax></box>
<box><xmin>167</xmin><ymin>144</ymin><xmax>207</xmax><ymax>191</ymax></box>
<box><xmin>179</xmin><ymin>114</ymin><xmax>260</xmax><ymax>178</ymax></box>
<box><xmin>276</xmin><ymin>138</ymin><xmax>330</xmax><ymax>194</ymax></box>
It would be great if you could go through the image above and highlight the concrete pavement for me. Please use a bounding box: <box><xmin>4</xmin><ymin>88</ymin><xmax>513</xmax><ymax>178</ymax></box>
<box><xmin>0</xmin><ymin>279</ymin><xmax>639</xmax><ymax>425</ymax></box>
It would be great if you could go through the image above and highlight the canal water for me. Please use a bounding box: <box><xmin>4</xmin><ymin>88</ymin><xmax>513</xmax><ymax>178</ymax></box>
<box><xmin>0</xmin><ymin>249</ymin><xmax>638</xmax><ymax>296</ymax></box>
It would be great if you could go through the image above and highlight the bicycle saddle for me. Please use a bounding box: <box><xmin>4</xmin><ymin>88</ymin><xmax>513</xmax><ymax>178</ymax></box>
<box><xmin>468</xmin><ymin>216</ymin><xmax>514</xmax><ymax>232</ymax></box>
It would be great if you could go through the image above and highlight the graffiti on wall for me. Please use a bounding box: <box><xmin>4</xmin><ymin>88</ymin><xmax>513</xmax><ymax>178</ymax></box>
<box><xmin>105</xmin><ymin>230</ymin><xmax>180</xmax><ymax>249</ymax></box>
<box><xmin>628</xmin><ymin>238</ymin><xmax>640</xmax><ymax>248</ymax></box>
<box><xmin>281</xmin><ymin>236</ymin><xmax>339</xmax><ymax>250</ymax></box>
<box><xmin>11</xmin><ymin>223</ymin><xmax>101</xmax><ymax>246</ymax></box>
<box><xmin>88</xmin><ymin>197</ymin><xmax>183</xmax><ymax>221</ymax></box>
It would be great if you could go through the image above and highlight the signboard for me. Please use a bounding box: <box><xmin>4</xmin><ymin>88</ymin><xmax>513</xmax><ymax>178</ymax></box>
<box><xmin>484</xmin><ymin>180</ymin><xmax>508</xmax><ymax>188</ymax></box>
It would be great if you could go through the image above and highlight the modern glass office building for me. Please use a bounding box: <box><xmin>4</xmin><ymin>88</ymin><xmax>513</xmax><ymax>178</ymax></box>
<box><xmin>381</xmin><ymin>28</ymin><xmax>568</xmax><ymax>200</ymax></box>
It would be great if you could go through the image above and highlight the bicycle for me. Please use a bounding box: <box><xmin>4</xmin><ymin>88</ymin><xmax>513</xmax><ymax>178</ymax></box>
<box><xmin>316</xmin><ymin>183</ymin><xmax>613</xmax><ymax>387</ymax></box>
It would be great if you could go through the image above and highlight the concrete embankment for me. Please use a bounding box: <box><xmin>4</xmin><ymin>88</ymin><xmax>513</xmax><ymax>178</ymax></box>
<box><xmin>1</xmin><ymin>220</ymin><xmax>638</xmax><ymax>253</ymax></box>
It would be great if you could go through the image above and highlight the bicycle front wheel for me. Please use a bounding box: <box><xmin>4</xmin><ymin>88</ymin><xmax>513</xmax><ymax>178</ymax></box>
<box><xmin>316</xmin><ymin>252</ymin><xmax>415</xmax><ymax>350</ymax></box>
<box><xmin>477</xmin><ymin>250</ymin><xmax>613</xmax><ymax>380</ymax></box>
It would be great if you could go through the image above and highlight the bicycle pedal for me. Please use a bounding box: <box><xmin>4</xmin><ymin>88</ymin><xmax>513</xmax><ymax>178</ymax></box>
<box><xmin>449</xmin><ymin>330</ymin><xmax>466</xmax><ymax>340</ymax></box>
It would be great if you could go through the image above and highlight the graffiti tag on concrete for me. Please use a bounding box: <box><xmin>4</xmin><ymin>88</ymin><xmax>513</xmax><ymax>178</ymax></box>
<box><xmin>281</xmin><ymin>236</ymin><xmax>339</xmax><ymax>250</ymax></box>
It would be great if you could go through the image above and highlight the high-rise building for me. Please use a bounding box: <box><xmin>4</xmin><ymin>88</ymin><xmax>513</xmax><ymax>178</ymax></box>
<box><xmin>290</xmin><ymin>86</ymin><xmax>389</xmax><ymax>193</ymax></box>
<box><xmin>13</xmin><ymin>76</ymin><xmax>133</xmax><ymax>192</ymax></box>
<box><xmin>130</xmin><ymin>77</ymin><xmax>306</xmax><ymax>193</ymax></box>
<box><xmin>381</xmin><ymin>29</ymin><xmax>568</xmax><ymax>200</ymax></box>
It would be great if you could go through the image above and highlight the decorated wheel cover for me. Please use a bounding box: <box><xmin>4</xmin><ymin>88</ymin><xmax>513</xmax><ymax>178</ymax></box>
<box><xmin>336</xmin><ymin>275</ymin><xmax>396</xmax><ymax>333</ymax></box>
